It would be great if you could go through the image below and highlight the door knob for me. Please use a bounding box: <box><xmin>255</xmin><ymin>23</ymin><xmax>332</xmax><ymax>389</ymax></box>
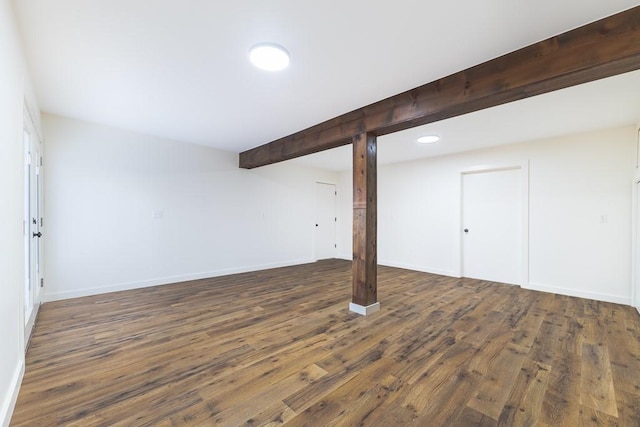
<box><xmin>32</xmin><ymin>232</ymin><xmax>42</xmax><ymax>238</ymax></box>
<box><xmin>464</xmin><ymin>229</ymin><xmax>469</xmax><ymax>233</ymax></box>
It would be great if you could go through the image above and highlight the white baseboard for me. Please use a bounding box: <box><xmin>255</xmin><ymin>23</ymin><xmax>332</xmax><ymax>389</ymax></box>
<box><xmin>1</xmin><ymin>359</ymin><xmax>24</xmax><ymax>427</ymax></box>
<box><xmin>349</xmin><ymin>302</ymin><xmax>381</xmax><ymax>316</ymax></box>
<box><xmin>44</xmin><ymin>258</ymin><xmax>315</xmax><ymax>302</ymax></box>
<box><xmin>378</xmin><ymin>260</ymin><xmax>459</xmax><ymax>278</ymax></box>
<box><xmin>526</xmin><ymin>282</ymin><xmax>631</xmax><ymax>305</ymax></box>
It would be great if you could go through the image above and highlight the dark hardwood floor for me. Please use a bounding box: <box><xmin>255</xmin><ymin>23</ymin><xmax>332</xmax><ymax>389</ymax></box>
<box><xmin>11</xmin><ymin>259</ymin><xmax>640</xmax><ymax>426</ymax></box>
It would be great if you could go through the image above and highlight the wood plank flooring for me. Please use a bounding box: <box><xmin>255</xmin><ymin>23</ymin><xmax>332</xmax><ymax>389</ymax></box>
<box><xmin>11</xmin><ymin>259</ymin><xmax>640</xmax><ymax>426</ymax></box>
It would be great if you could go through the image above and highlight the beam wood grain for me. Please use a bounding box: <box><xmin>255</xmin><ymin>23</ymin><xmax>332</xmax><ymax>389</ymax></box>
<box><xmin>352</xmin><ymin>133</ymin><xmax>377</xmax><ymax>307</ymax></box>
<box><xmin>239</xmin><ymin>6</ymin><xmax>640</xmax><ymax>169</ymax></box>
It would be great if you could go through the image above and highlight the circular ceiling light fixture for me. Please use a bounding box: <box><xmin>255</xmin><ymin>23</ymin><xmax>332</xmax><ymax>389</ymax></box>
<box><xmin>417</xmin><ymin>135</ymin><xmax>440</xmax><ymax>144</ymax></box>
<box><xmin>249</xmin><ymin>43</ymin><xmax>290</xmax><ymax>71</ymax></box>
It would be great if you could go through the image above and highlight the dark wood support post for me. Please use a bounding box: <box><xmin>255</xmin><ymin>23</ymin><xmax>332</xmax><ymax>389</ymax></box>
<box><xmin>350</xmin><ymin>132</ymin><xmax>380</xmax><ymax>315</ymax></box>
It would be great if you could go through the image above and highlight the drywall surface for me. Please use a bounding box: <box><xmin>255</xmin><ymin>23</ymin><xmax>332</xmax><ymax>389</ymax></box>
<box><xmin>338</xmin><ymin>126</ymin><xmax>636</xmax><ymax>304</ymax></box>
<box><xmin>43</xmin><ymin>114</ymin><xmax>338</xmax><ymax>300</ymax></box>
<box><xmin>0</xmin><ymin>0</ymin><xmax>41</xmax><ymax>425</ymax></box>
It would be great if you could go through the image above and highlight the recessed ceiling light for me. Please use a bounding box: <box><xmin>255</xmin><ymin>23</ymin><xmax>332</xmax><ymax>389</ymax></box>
<box><xmin>417</xmin><ymin>135</ymin><xmax>440</xmax><ymax>144</ymax></box>
<box><xmin>249</xmin><ymin>43</ymin><xmax>290</xmax><ymax>71</ymax></box>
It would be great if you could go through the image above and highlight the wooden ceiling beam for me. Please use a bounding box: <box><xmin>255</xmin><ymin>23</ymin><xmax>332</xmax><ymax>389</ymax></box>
<box><xmin>239</xmin><ymin>6</ymin><xmax>640</xmax><ymax>169</ymax></box>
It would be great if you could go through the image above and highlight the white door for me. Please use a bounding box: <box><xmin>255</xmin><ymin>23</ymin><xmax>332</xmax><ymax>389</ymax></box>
<box><xmin>315</xmin><ymin>182</ymin><xmax>337</xmax><ymax>260</ymax></box>
<box><xmin>462</xmin><ymin>168</ymin><xmax>521</xmax><ymax>285</ymax></box>
<box><xmin>23</xmin><ymin>129</ymin><xmax>33</xmax><ymax>327</ymax></box>
<box><xmin>23</xmin><ymin>115</ymin><xmax>43</xmax><ymax>344</ymax></box>
<box><xmin>32</xmin><ymin>144</ymin><xmax>43</xmax><ymax>304</ymax></box>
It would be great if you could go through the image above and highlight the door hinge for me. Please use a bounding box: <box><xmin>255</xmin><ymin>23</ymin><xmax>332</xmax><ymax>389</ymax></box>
<box><xmin>334</xmin><ymin>217</ymin><xmax>337</xmax><ymax>222</ymax></box>
<box><xmin>334</xmin><ymin>244</ymin><xmax>337</xmax><ymax>248</ymax></box>
<box><xmin>40</xmin><ymin>278</ymin><xmax>44</xmax><ymax>288</ymax></box>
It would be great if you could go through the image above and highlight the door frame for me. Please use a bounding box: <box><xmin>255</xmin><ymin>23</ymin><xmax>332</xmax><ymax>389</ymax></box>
<box><xmin>457</xmin><ymin>161</ymin><xmax>529</xmax><ymax>287</ymax></box>
<box><xmin>314</xmin><ymin>181</ymin><xmax>337</xmax><ymax>261</ymax></box>
<box><xmin>23</xmin><ymin>104</ymin><xmax>43</xmax><ymax>347</ymax></box>
<box><xmin>632</xmin><ymin>169</ymin><xmax>640</xmax><ymax>314</ymax></box>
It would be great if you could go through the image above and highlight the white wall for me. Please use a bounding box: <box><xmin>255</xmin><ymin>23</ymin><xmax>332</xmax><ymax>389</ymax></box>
<box><xmin>43</xmin><ymin>114</ymin><xmax>338</xmax><ymax>300</ymax></box>
<box><xmin>0</xmin><ymin>1</ymin><xmax>41</xmax><ymax>425</ymax></box>
<box><xmin>339</xmin><ymin>126</ymin><xmax>636</xmax><ymax>304</ymax></box>
<box><xmin>337</xmin><ymin>171</ymin><xmax>353</xmax><ymax>261</ymax></box>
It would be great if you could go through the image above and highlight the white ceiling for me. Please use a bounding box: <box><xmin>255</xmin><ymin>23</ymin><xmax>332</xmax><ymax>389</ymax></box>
<box><xmin>11</xmin><ymin>0</ymin><xmax>640</xmax><ymax>167</ymax></box>
<box><xmin>291</xmin><ymin>69</ymin><xmax>640</xmax><ymax>171</ymax></box>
